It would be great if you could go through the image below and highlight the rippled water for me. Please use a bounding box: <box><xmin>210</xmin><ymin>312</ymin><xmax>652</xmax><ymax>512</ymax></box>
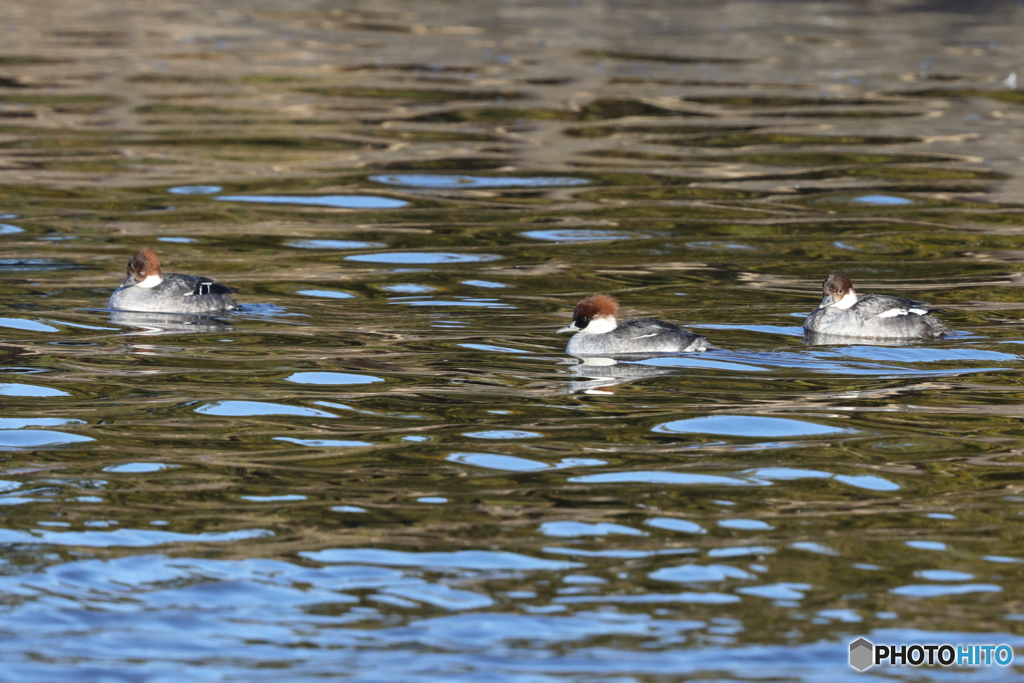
<box><xmin>2</xmin><ymin>1</ymin><xmax>1024</xmax><ymax>680</ymax></box>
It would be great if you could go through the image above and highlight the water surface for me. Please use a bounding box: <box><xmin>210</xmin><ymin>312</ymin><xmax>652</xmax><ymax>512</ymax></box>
<box><xmin>1</xmin><ymin>0</ymin><xmax>1024</xmax><ymax>680</ymax></box>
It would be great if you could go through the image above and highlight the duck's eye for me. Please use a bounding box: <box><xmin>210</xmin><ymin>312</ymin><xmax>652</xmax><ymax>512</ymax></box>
<box><xmin>574</xmin><ymin>317</ymin><xmax>590</xmax><ymax>330</ymax></box>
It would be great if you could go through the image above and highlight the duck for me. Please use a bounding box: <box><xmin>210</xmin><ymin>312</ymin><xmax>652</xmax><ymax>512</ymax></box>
<box><xmin>557</xmin><ymin>294</ymin><xmax>711</xmax><ymax>356</ymax></box>
<box><xmin>803</xmin><ymin>273</ymin><xmax>949</xmax><ymax>340</ymax></box>
<box><xmin>108</xmin><ymin>248</ymin><xmax>239</xmax><ymax>314</ymax></box>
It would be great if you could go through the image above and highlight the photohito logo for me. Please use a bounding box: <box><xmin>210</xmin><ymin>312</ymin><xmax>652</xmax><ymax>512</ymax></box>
<box><xmin>849</xmin><ymin>637</ymin><xmax>1013</xmax><ymax>671</ymax></box>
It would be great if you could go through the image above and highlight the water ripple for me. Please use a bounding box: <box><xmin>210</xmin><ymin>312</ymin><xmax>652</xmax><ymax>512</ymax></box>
<box><xmin>0</xmin><ymin>430</ymin><xmax>92</xmax><ymax>449</ymax></box>
<box><xmin>217</xmin><ymin>195</ymin><xmax>408</xmax><ymax>209</ymax></box>
<box><xmin>0</xmin><ymin>527</ymin><xmax>271</xmax><ymax>547</ymax></box>
<box><xmin>653</xmin><ymin>415</ymin><xmax>847</xmax><ymax>438</ymax></box>
<box><xmin>285</xmin><ymin>372</ymin><xmax>383</xmax><ymax>385</ymax></box>
<box><xmin>0</xmin><ymin>318</ymin><xmax>59</xmax><ymax>333</ymax></box>
<box><xmin>195</xmin><ymin>401</ymin><xmax>337</xmax><ymax>418</ymax></box>
<box><xmin>346</xmin><ymin>252</ymin><xmax>500</xmax><ymax>264</ymax></box>
<box><xmin>369</xmin><ymin>174</ymin><xmax>589</xmax><ymax>189</ymax></box>
<box><xmin>301</xmin><ymin>548</ymin><xmax>583</xmax><ymax>571</ymax></box>
<box><xmin>651</xmin><ymin>564</ymin><xmax>755</xmax><ymax>582</ymax></box>
<box><xmin>568</xmin><ymin>472</ymin><xmax>763</xmax><ymax>487</ymax></box>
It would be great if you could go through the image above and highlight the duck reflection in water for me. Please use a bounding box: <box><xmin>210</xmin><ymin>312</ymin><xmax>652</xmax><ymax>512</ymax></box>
<box><xmin>563</xmin><ymin>356</ymin><xmax>676</xmax><ymax>394</ymax></box>
<box><xmin>108</xmin><ymin>310</ymin><xmax>234</xmax><ymax>336</ymax></box>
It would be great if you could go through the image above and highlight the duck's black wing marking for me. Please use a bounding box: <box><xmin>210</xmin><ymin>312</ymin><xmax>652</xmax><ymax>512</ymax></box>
<box><xmin>190</xmin><ymin>276</ymin><xmax>236</xmax><ymax>296</ymax></box>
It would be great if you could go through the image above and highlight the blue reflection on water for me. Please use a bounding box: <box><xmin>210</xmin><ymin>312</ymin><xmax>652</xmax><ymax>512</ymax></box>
<box><xmin>462</xmin><ymin>279</ymin><xmax>508</xmax><ymax>288</ymax></box>
<box><xmin>645</xmin><ymin>518</ymin><xmax>707</xmax><ymax>534</ymax></box>
<box><xmin>301</xmin><ymin>548</ymin><xmax>583</xmax><ymax>570</ymax></box>
<box><xmin>168</xmin><ymin>185</ymin><xmax>222</xmax><ymax>194</ymax></box>
<box><xmin>521</xmin><ymin>229</ymin><xmax>633</xmax><ymax>242</ymax></box>
<box><xmin>276</xmin><ymin>438</ymin><xmax>373</xmax><ymax>448</ymax></box>
<box><xmin>569</xmin><ymin>472</ymin><xmax>762</xmax><ymax>486</ymax></box>
<box><xmin>381</xmin><ymin>584</ymin><xmax>494</xmax><ymax>611</ymax></box>
<box><xmin>839</xmin><ymin>346</ymin><xmax>1016</xmax><ymax>363</ymax></box>
<box><xmin>287</xmin><ymin>239</ymin><xmax>386</xmax><ymax>249</ymax></box>
<box><xmin>834</xmin><ymin>474</ymin><xmax>900</xmax><ymax>491</ymax></box>
<box><xmin>707</xmin><ymin>546</ymin><xmax>775</xmax><ymax>558</ymax></box>
<box><xmin>0</xmin><ymin>417</ymin><xmax>84</xmax><ymax>429</ymax></box>
<box><xmin>458</xmin><ymin>343</ymin><xmax>527</xmax><ymax>353</ymax></box>
<box><xmin>540</xmin><ymin>521</ymin><xmax>646</xmax><ymax>537</ymax></box>
<box><xmin>718</xmin><ymin>518</ymin><xmax>774</xmax><ymax>531</ymax></box>
<box><xmin>816</xmin><ymin>608</ymin><xmax>861</xmax><ymax>623</ymax></box>
<box><xmin>381</xmin><ymin>284</ymin><xmax>436</xmax><ymax>293</ymax></box>
<box><xmin>699</xmin><ymin>324</ymin><xmax>805</xmax><ymax>336</ymax></box>
<box><xmin>915</xmin><ymin>570</ymin><xmax>973</xmax><ymax>581</ymax></box>
<box><xmin>195</xmin><ymin>401</ymin><xmax>336</xmax><ymax>418</ymax></box>
<box><xmin>463</xmin><ymin>429</ymin><xmax>542</xmax><ymax>439</ymax></box>
<box><xmin>737</xmin><ymin>583</ymin><xmax>810</xmax><ymax>600</ymax></box>
<box><xmin>216</xmin><ymin>195</ymin><xmax>408</xmax><ymax>209</ymax></box>
<box><xmin>790</xmin><ymin>542</ymin><xmax>840</xmax><ymax>556</ymax></box>
<box><xmin>388</xmin><ymin>296</ymin><xmax>514</xmax><ymax>307</ymax></box>
<box><xmin>745</xmin><ymin>467</ymin><xmax>833</xmax><ymax>481</ymax></box>
<box><xmin>637</xmin><ymin>356</ymin><xmax>769</xmax><ymax>373</ymax></box>
<box><xmin>742</xmin><ymin>467</ymin><xmax>899</xmax><ymax>491</ymax></box>
<box><xmin>102</xmin><ymin>463</ymin><xmax>176</xmax><ymax>473</ymax></box>
<box><xmin>687</xmin><ymin>241</ymin><xmax>757</xmax><ymax>251</ymax></box>
<box><xmin>705</xmin><ymin>347</ymin><xmax>1010</xmax><ymax>378</ymax></box>
<box><xmin>544</xmin><ymin>547</ymin><xmax>666</xmax><ymax>559</ymax></box>
<box><xmin>332</xmin><ymin>505</ymin><xmax>366</xmax><ymax>513</ymax></box>
<box><xmin>0</xmin><ymin>430</ymin><xmax>92</xmax><ymax>449</ymax></box>
<box><xmin>449</xmin><ymin>452</ymin><xmax>605</xmax><ymax>472</ymax></box>
<box><xmin>369</xmin><ymin>174</ymin><xmax>590</xmax><ymax>189</ymax></box>
<box><xmin>286</xmin><ymin>371</ymin><xmax>383</xmax><ymax>385</ymax></box>
<box><xmin>906</xmin><ymin>540</ymin><xmax>948</xmax><ymax>551</ymax></box>
<box><xmin>0</xmin><ymin>318</ymin><xmax>59</xmax><ymax>333</ymax></box>
<box><xmin>556</xmin><ymin>591</ymin><xmax>740</xmax><ymax>604</ymax></box>
<box><xmin>347</xmin><ymin>252</ymin><xmax>500</xmax><ymax>264</ymax></box>
<box><xmin>650</xmin><ymin>564</ymin><xmax>755</xmax><ymax>582</ymax></box>
<box><xmin>891</xmin><ymin>583</ymin><xmax>1001</xmax><ymax>598</ymax></box>
<box><xmin>0</xmin><ymin>527</ymin><xmax>270</xmax><ymax>547</ymax></box>
<box><xmin>654</xmin><ymin>415</ymin><xmax>846</xmax><ymax>438</ymax></box>
<box><xmin>852</xmin><ymin>194</ymin><xmax>914</xmax><ymax>206</ymax></box>
<box><xmin>296</xmin><ymin>289</ymin><xmax>356</xmax><ymax>299</ymax></box>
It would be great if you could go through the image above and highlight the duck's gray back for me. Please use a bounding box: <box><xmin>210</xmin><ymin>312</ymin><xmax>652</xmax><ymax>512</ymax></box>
<box><xmin>567</xmin><ymin>317</ymin><xmax>710</xmax><ymax>356</ymax></box>
<box><xmin>804</xmin><ymin>294</ymin><xmax>949</xmax><ymax>339</ymax></box>
<box><xmin>109</xmin><ymin>273</ymin><xmax>238</xmax><ymax>314</ymax></box>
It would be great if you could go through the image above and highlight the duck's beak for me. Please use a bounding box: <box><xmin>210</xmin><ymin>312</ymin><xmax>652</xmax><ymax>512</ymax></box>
<box><xmin>557</xmin><ymin>322</ymin><xmax>578</xmax><ymax>334</ymax></box>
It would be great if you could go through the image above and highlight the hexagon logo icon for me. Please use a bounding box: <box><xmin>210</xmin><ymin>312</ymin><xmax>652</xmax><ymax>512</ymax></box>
<box><xmin>849</xmin><ymin>637</ymin><xmax>874</xmax><ymax>671</ymax></box>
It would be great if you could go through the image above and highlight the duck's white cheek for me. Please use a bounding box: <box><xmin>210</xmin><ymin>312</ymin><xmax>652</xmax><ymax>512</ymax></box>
<box><xmin>136</xmin><ymin>274</ymin><xmax>163</xmax><ymax>289</ymax></box>
<box><xmin>830</xmin><ymin>291</ymin><xmax>858</xmax><ymax>310</ymax></box>
<box><xmin>583</xmin><ymin>316</ymin><xmax>617</xmax><ymax>334</ymax></box>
